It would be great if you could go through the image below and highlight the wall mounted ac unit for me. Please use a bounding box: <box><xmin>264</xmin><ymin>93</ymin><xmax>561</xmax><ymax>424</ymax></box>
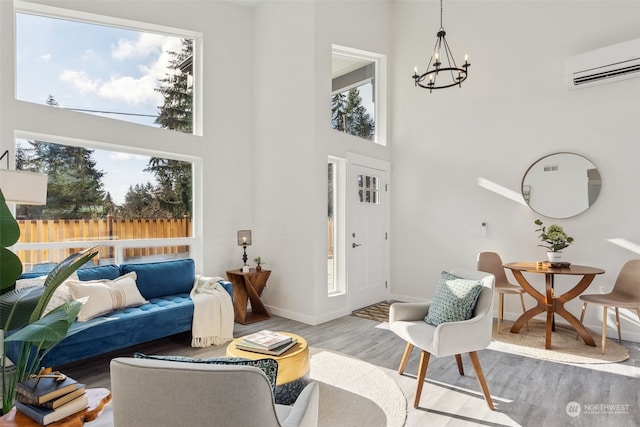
<box><xmin>565</xmin><ymin>37</ymin><xmax>640</xmax><ymax>90</ymax></box>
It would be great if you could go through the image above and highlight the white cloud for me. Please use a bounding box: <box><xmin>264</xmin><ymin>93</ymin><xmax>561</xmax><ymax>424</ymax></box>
<box><xmin>98</xmin><ymin>74</ymin><xmax>162</xmax><ymax>105</ymax></box>
<box><xmin>59</xmin><ymin>34</ymin><xmax>185</xmax><ymax>107</ymax></box>
<box><xmin>39</xmin><ymin>53</ymin><xmax>52</xmax><ymax>62</ymax></box>
<box><xmin>98</xmin><ymin>35</ymin><xmax>183</xmax><ymax>105</ymax></box>
<box><xmin>111</xmin><ymin>32</ymin><xmax>166</xmax><ymax>60</ymax></box>
<box><xmin>60</xmin><ymin>69</ymin><xmax>99</xmax><ymax>92</ymax></box>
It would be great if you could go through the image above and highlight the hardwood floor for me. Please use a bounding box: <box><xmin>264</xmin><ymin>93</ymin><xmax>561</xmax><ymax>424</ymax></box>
<box><xmin>61</xmin><ymin>315</ymin><xmax>640</xmax><ymax>427</ymax></box>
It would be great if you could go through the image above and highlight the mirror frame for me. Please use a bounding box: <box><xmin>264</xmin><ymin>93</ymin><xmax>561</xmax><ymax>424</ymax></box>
<box><xmin>521</xmin><ymin>152</ymin><xmax>601</xmax><ymax>219</ymax></box>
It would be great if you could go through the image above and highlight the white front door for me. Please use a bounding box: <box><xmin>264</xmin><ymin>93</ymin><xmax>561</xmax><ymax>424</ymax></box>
<box><xmin>347</xmin><ymin>155</ymin><xmax>390</xmax><ymax>310</ymax></box>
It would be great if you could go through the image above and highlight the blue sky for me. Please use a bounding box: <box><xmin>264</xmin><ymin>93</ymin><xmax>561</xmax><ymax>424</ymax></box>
<box><xmin>16</xmin><ymin>12</ymin><xmax>184</xmax><ymax>204</ymax></box>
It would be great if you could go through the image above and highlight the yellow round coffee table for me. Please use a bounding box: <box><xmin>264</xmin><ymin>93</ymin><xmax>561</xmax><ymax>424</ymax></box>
<box><xmin>226</xmin><ymin>332</ymin><xmax>309</xmax><ymax>404</ymax></box>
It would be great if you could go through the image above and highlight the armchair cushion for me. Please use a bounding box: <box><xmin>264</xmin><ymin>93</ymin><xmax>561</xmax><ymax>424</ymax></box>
<box><xmin>424</xmin><ymin>271</ymin><xmax>483</xmax><ymax>326</ymax></box>
<box><xmin>133</xmin><ymin>352</ymin><xmax>278</xmax><ymax>390</ymax></box>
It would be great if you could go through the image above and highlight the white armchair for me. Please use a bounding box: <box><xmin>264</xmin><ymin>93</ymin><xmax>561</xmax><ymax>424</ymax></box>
<box><xmin>389</xmin><ymin>268</ymin><xmax>495</xmax><ymax>409</ymax></box>
<box><xmin>110</xmin><ymin>357</ymin><xmax>319</xmax><ymax>427</ymax></box>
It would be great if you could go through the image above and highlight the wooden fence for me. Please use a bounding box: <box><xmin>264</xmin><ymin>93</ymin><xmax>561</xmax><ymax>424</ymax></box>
<box><xmin>17</xmin><ymin>216</ymin><xmax>191</xmax><ymax>269</ymax></box>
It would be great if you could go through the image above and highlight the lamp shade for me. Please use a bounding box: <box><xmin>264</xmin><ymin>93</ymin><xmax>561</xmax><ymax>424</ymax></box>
<box><xmin>237</xmin><ymin>230</ymin><xmax>252</xmax><ymax>246</ymax></box>
<box><xmin>0</xmin><ymin>169</ymin><xmax>48</xmax><ymax>205</ymax></box>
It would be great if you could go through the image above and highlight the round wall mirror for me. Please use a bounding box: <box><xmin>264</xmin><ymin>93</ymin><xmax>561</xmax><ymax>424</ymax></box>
<box><xmin>522</xmin><ymin>152</ymin><xmax>601</xmax><ymax>219</ymax></box>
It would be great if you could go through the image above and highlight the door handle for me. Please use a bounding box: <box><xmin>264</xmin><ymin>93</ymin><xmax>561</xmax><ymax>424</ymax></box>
<box><xmin>352</xmin><ymin>243</ymin><xmax>362</xmax><ymax>248</ymax></box>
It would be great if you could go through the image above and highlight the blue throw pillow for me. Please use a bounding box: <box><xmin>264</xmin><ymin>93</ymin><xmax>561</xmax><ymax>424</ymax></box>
<box><xmin>77</xmin><ymin>264</ymin><xmax>121</xmax><ymax>281</ymax></box>
<box><xmin>424</xmin><ymin>271</ymin><xmax>483</xmax><ymax>326</ymax></box>
<box><xmin>121</xmin><ymin>259</ymin><xmax>195</xmax><ymax>300</ymax></box>
<box><xmin>133</xmin><ymin>352</ymin><xmax>279</xmax><ymax>391</ymax></box>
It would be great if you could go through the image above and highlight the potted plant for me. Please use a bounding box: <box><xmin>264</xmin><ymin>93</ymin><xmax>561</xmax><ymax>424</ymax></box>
<box><xmin>254</xmin><ymin>256</ymin><xmax>264</xmax><ymax>272</ymax></box>
<box><xmin>0</xmin><ymin>189</ymin><xmax>98</xmax><ymax>413</ymax></box>
<box><xmin>534</xmin><ymin>219</ymin><xmax>574</xmax><ymax>262</ymax></box>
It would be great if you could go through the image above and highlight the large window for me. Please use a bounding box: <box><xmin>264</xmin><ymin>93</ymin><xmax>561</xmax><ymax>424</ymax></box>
<box><xmin>16</xmin><ymin>6</ymin><xmax>199</xmax><ymax>134</ymax></box>
<box><xmin>331</xmin><ymin>45</ymin><xmax>386</xmax><ymax>145</ymax></box>
<box><xmin>14</xmin><ymin>136</ymin><xmax>194</xmax><ymax>271</ymax></box>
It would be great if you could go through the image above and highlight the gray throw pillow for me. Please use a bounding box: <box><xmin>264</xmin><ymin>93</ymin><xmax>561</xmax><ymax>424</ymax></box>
<box><xmin>424</xmin><ymin>271</ymin><xmax>483</xmax><ymax>326</ymax></box>
<box><xmin>133</xmin><ymin>352</ymin><xmax>278</xmax><ymax>391</ymax></box>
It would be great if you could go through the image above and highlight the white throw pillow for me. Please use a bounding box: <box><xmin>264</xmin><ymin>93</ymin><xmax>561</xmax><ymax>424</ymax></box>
<box><xmin>67</xmin><ymin>272</ymin><xmax>148</xmax><ymax>322</ymax></box>
<box><xmin>15</xmin><ymin>271</ymin><xmax>79</xmax><ymax>290</ymax></box>
<box><xmin>15</xmin><ymin>276</ymin><xmax>47</xmax><ymax>289</ymax></box>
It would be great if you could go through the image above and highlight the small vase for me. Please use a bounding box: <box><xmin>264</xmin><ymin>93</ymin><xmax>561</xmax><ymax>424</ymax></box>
<box><xmin>256</xmin><ymin>264</ymin><xmax>262</xmax><ymax>272</ymax></box>
<box><xmin>547</xmin><ymin>251</ymin><xmax>562</xmax><ymax>262</ymax></box>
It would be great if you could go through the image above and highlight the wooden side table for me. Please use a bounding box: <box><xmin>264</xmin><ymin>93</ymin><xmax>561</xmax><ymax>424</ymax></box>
<box><xmin>0</xmin><ymin>388</ymin><xmax>111</xmax><ymax>427</ymax></box>
<box><xmin>226</xmin><ymin>269</ymin><xmax>271</xmax><ymax>324</ymax></box>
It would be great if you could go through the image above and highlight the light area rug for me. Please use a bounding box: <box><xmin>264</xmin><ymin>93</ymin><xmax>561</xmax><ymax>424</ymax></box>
<box><xmin>86</xmin><ymin>347</ymin><xmax>407</xmax><ymax>427</ymax></box>
<box><xmin>309</xmin><ymin>348</ymin><xmax>406</xmax><ymax>427</ymax></box>
<box><xmin>490</xmin><ymin>320</ymin><xmax>629</xmax><ymax>364</ymax></box>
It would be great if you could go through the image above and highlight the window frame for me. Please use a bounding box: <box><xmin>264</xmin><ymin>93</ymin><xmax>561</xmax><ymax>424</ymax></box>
<box><xmin>331</xmin><ymin>44</ymin><xmax>387</xmax><ymax>146</ymax></box>
<box><xmin>12</xmin><ymin>129</ymin><xmax>202</xmax><ymax>269</ymax></box>
<box><xmin>13</xmin><ymin>0</ymin><xmax>203</xmax><ymax>136</ymax></box>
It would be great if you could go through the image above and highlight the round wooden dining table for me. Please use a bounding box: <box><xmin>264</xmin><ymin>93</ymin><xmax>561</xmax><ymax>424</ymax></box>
<box><xmin>503</xmin><ymin>262</ymin><xmax>604</xmax><ymax>349</ymax></box>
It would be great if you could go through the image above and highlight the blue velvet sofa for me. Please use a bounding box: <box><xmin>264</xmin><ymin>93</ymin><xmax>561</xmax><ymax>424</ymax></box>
<box><xmin>8</xmin><ymin>258</ymin><xmax>233</xmax><ymax>367</ymax></box>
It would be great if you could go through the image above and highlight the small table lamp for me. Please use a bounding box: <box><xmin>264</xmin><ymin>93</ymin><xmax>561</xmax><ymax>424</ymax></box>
<box><xmin>237</xmin><ymin>230</ymin><xmax>252</xmax><ymax>272</ymax></box>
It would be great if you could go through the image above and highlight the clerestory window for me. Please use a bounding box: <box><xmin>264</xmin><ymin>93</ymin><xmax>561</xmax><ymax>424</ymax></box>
<box><xmin>15</xmin><ymin>5</ymin><xmax>200</xmax><ymax>135</ymax></box>
<box><xmin>331</xmin><ymin>45</ymin><xmax>386</xmax><ymax>145</ymax></box>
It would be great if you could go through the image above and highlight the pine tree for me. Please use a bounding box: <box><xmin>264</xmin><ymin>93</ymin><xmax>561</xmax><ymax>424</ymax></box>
<box><xmin>331</xmin><ymin>92</ymin><xmax>347</xmax><ymax>132</ymax></box>
<box><xmin>330</xmin><ymin>87</ymin><xmax>375</xmax><ymax>140</ymax></box>
<box><xmin>120</xmin><ymin>183</ymin><xmax>167</xmax><ymax>219</ymax></box>
<box><xmin>149</xmin><ymin>38</ymin><xmax>193</xmax><ymax>218</ymax></box>
<box><xmin>18</xmin><ymin>97</ymin><xmax>106</xmax><ymax>219</ymax></box>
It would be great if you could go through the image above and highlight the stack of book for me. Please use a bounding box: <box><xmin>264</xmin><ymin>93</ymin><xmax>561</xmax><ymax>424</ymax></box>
<box><xmin>15</xmin><ymin>371</ymin><xmax>88</xmax><ymax>425</ymax></box>
<box><xmin>236</xmin><ymin>330</ymin><xmax>298</xmax><ymax>356</ymax></box>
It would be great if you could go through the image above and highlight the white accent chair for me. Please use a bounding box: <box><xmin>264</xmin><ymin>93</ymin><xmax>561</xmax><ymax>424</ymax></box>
<box><xmin>110</xmin><ymin>357</ymin><xmax>319</xmax><ymax>427</ymax></box>
<box><xmin>389</xmin><ymin>268</ymin><xmax>495</xmax><ymax>409</ymax></box>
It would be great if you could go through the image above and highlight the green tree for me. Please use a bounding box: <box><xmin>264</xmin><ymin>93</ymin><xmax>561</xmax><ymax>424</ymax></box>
<box><xmin>120</xmin><ymin>183</ymin><xmax>166</xmax><ymax>219</ymax></box>
<box><xmin>17</xmin><ymin>97</ymin><xmax>106</xmax><ymax>219</ymax></box>
<box><xmin>149</xmin><ymin>38</ymin><xmax>193</xmax><ymax>218</ymax></box>
<box><xmin>155</xmin><ymin>39</ymin><xmax>193</xmax><ymax>133</ymax></box>
<box><xmin>144</xmin><ymin>158</ymin><xmax>192</xmax><ymax>217</ymax></box>
<box><xmin>331</xmin><ymin>92</ymin><xmax>347</xmax><ymax>132</ymax></box>
<box><xmin>330</xmin><ymin>87</ymin><xmax>375</xmax><ymax>140</ymax></box>
<box><xmin>19</xmin><ymin>140</ymin><xmax>105</xmax><ymax>219</ymax></box>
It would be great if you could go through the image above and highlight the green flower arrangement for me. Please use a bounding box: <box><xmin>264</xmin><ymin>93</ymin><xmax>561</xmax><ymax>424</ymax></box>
<box><xmin>534</xmin><ymin>219</ymin><xmax>574</xmax><ymax>252</ymax></box>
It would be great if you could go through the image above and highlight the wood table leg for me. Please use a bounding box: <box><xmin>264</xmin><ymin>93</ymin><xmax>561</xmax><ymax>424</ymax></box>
<box><xmin>244</xmin><ymin>274</ymin><xmax>271</xmax><ymax>320</ymax></box>
<box><xmin>510</xmin><ymin>270</ymin><xmax>545</xmax><ymax>333</ymax></box>
<box><xmin>554</xmin><ymin>273</ymin><xmax>597</xmax><ymax>347</ymax></box>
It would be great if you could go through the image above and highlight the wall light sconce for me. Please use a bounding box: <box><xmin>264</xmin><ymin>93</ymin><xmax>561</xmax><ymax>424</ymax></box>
<box><xmin>237</xmin><ymin>230</ymin><xmax>252</xmax><ymax>272</ymax></box>
<box><xmin>0</xmin><ymin>150</ymin><xmax>48</xmax><ymax>205</ymax></box>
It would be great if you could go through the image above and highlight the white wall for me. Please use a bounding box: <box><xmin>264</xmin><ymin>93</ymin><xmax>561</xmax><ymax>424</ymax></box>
<box><xmin>252</xmin><ymin>0</ymin><xmax>392</xmax><ymax>324</ymax></box>
<box><xmin>391</xmin><ymin>1</ymin><xmax>640</xmax><ymax>341</ymax></box>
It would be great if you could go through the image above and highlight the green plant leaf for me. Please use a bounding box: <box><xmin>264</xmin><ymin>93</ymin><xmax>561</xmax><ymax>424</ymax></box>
<box><xmin>0</xmin><ymin>286</ymin><xmax>43</xmax><ymax>331</ymax></box>
<box><xmin>0</xmin><ymin>190</ymin><xmax>20</xmax><ymax>247</ymax></box>
<box><xmin>5</xmin><ymin>300</ymin><xmax>84</xmax><ymax>350</ymax></box>
<box><xmin>30</xmin><ymin>245</ymin><xmax>99</xmax><ymax>323</ymax></box>
<box><xmin>0</xmin><ymin>247</ymin><xmax>23</xmax><ymax>293</ymax></box>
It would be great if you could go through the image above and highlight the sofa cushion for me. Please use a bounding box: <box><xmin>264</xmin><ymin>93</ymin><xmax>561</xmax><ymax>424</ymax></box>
<box><xmin>67</xmin><ymin>272</ymin><xmax>148</xmax><ymax>321</ymax></box>
<box><xmin>77</xmin><ymin>264</ymin><xmax>121</xmax><ymax>281</ymax></box>
<box><xmin>133</xmin><ymin>352</ymin><xmax>279</xmax><ymax>391</ymax></box>
<box><xmin>120</xmin><ymin>259</ymin><xmax>195</xmax><ymax>300</ymax></box>
<box><xmin>424</xmin><ymin>271</ymin><xmax>483</xmax><ymax>326</ymax></box>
